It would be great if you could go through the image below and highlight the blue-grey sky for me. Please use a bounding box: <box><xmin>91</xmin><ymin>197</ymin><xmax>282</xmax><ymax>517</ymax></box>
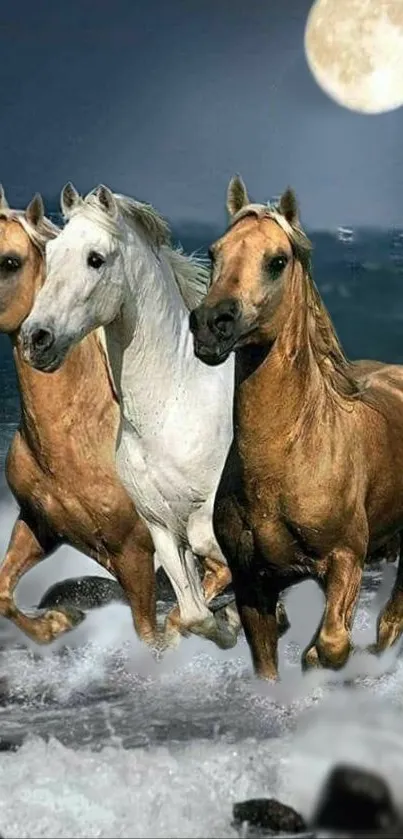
<box><xmin>1</xmin><ymin>0</ymin><xmax>403</xmax><ymax>230</ymax></box>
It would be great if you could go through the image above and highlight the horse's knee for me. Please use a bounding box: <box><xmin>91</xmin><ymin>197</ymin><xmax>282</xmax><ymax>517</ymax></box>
<box><xmin>301</xmin><ymin>644</ymin><xmax>320</xmax><ymax>670</ymax></box>
<box><xmin>0</xmin><ymin>595</ymin><xmax>15</xmax><ymax>619</ymax></box>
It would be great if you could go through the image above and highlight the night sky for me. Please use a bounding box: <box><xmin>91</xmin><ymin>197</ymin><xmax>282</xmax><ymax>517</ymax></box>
<box><xmin>1</xmin><ymin>0</ymin><xmax>403</xmax><ymax>229</ymax></box>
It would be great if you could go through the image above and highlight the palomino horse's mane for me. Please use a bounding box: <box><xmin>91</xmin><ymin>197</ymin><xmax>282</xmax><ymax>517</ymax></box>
<box><xmin>65</xmin><ymin>191</ymin><xmax>210</xmax><ymax>311</ymax></box>
<box><xmin>230</xmin><ymin>201</ymin><xmax>370</xmax><ymax>408</ymax></box>
<box><xmin>0</xmin><ymin>208</ymin><xmax>59</xmax><ymax>253</ymax></box>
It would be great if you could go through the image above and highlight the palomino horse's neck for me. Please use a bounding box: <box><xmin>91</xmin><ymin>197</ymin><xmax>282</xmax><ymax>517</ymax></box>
<box><xmin>234</xmin><ymin>258</ymin><xmax>359</xmax><ymax>451</ymax></box>
<box><xmin>234</xmin><ymin>340</ymin><xmax>312</xmax><ymax>445</ymax></box>
<box><xmin>11</xmin><ymin>327</ymin><xmax>117</xmax><ymax>462</ymax></box>
<box><xmin>105</xmin><ymin>233</ymin><xmax>195</xmax><ymax>432</ymax></box>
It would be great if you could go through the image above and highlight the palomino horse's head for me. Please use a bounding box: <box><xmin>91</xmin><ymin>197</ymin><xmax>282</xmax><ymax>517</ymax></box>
<box><xmin>0</xmin><ymin>188</ymin><xmax>58</xmax><ymax>334</ymax></box>
<box><xmin>190</xmin><ymin>175</ymin><xmax>310</xmax><ymax>365</ymax></box>
<box><xmin>21</xmin><ymin>182</ymin><xmax>129</xmax><ymax>372</ymax></box>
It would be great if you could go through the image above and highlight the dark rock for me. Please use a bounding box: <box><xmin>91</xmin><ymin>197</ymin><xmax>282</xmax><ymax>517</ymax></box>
<box><xmin>311</xmin><ymin>763</ymin><xmax>401</xmax><ymax>833</ymax></box>
<box><xmin>0</xmin><ymin>736</ymin><xmax>23</xmax><ymax>752</ymax></box>
<box><xmin>38</xmin><ymin>567</ymin><xmax>177</xmax><ymax>612</ymax></box>
<box><xmin>233</xmin><ymin>798</ymin><xmax>307</xmax><ymax>835</ymax></box>
<box><xmin>38</xmin><ymin>576</ymin><xmax>128</xmax><ymax>611</ymax></box>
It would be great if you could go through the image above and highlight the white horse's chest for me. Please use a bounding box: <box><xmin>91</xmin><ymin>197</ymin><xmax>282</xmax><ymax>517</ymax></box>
<box><xmin>116</xmin><ymin>412</ymin><xmax>217</xmax><ymax>534</ymax></box>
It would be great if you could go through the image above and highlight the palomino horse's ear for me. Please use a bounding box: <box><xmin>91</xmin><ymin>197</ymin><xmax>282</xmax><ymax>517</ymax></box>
<box><xmin>0</xmin><ymin>184</ymin><xmax>9</xmax><ymax>210</ymax></box>
<box><xmin>278</xmin><ymin>188</ymin><xmax>299</xmax><ymax>225</ymax></box>
<box><xmin>94</xmin><ymin>184</ymin><xmax>118</xmax><ymax>217</ymax></box>
<box><xmin>25</xmin><ymin>193</ymin><xmax>44</xmax><ymax>227</ymax></box>
<box><xmin>61</xmin><ymin>182</ymin><xmax>81</xmax><ymax>216</ymax></box>
<box><xmin>226</xmin><ymin>174</ymin><xmax>250</xmax><ymax>218</ymax></box>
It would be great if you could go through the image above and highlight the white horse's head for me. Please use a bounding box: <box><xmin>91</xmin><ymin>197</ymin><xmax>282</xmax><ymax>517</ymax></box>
<box><xmin>21</xmin><ymin>181</ymin><xmax>209</xmax><ymax>373</ymax></box>
<box><xmin>20</xmin><ymin>182</ymin><xmax>135</xmax><ymax>372</ymax></box>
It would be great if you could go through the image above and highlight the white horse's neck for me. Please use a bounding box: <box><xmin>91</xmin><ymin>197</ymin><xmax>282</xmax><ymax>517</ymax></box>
<box><xmin>105</xmin><ymin>227</ymin><xmax>196</xmax><ymax>433</ymax></box>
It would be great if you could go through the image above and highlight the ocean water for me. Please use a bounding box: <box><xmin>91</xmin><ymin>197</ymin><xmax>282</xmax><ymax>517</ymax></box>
<box><xmin>0</xmin><ymin>230</ymin><xmax>403</xmax><ymax>837</ymax></box>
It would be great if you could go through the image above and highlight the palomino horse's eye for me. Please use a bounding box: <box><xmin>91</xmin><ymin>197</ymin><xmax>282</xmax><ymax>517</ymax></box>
<box><xmin>0</xmin><ymin>255</ymin><xmax>21</xmax><ymax>275</ymax></box>
<box><xmin>268</xmin><ymin>255</ymin><xmax>288</xmax><ymax>279</ymax></box>
<box><xmin>87</xmin><ymin>251</ymin><xmax>106</xmax><ymax>270</ymax></box>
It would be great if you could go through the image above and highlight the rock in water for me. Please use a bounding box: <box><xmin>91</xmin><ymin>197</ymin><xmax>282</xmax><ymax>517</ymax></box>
<box><xmin>233</xmin><ymin>798</ymin><xmax>307</xmax><ymax>834</ymax></box>
<box><xmin>38</xmin><ymin>567</ymin><xmax>177</xmax><ymax>612</ymax></box>
<box><xmin>0</xmin><ymin>736</ymin><xmax>23</xmax><ymax>752</ymax></box>
<box><xmin>312</xmin><ymin>763</ymin><xmax>401</xmax><ymax>833</ymax></box>
<box><xmin>38</xmin><ymin>576</ymin><xmax>128</xmax><ymax>611</ymax></box>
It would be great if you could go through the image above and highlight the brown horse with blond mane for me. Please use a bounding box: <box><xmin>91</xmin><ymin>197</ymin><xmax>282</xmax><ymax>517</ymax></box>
<box><xmin>190</xmin><ymin>174</ymin><xmax>403</xmax><ymax>679</ymax></box>
<box><xmin>0</xmin><ymin>188</ymin><xmax>231</xmax><ymax>647</ymax></box>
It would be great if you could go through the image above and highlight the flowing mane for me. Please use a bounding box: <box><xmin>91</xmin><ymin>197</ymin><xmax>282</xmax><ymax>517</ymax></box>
<box><xmin>0</xmin><ymin>208</ymin><xmax>59</xmax><ymax>252</ymax></box>
<box><xmin>232</xmin><ymin>201</ymin><xmax>368</xmax><ymax>407</ymax></box>
<box><xmin>65</xmin><ymin>191</ymin><xmax>210</xmax><ymax>311</ymax></box>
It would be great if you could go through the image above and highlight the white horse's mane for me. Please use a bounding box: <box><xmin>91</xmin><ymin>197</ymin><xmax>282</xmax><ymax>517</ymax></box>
<box><xmin>66</xmin><ymin>191</ymin><xmax>210</xmax><ymax>311</ymax></box>
<box><xmin>0</xmin><ymin>208</ymin><xmax>59</xmax><ymax>252</ymax></box>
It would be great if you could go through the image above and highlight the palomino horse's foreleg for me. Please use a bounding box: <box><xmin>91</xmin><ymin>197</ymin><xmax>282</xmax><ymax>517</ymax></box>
<box><xmin>302</xmin><ymin>548</ymin><xmax>364</xmax><ymax>670</ymax></box>
<box><xmin>0</xmin><ymin>516</ymin><xmax>84</xmax><ymax>643</ymax></box>
<box><xmin>108</xmin><ymin>520</ymin><xmax>159</xmax><ymax>647</ymax></box>
<box><xmin>231</xmin><ymin>562</ymin><xmax>280</xmax><ymax>680</ymax></box>
<box><xmin>372</xmin><ymin>534</ymin><xmax>403</xmax><ymax>653</ymax></box>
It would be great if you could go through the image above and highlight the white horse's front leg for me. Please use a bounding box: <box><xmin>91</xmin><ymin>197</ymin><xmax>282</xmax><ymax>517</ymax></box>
<box><xmin>149</xmin><ymin>525</ymin><xmax>238</xmax><ymax>650</ymax></box>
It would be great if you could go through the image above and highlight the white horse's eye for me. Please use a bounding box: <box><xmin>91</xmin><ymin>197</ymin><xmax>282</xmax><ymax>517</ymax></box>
<box><xmin>87</xmin><ymin>251</ymin><xmax>105</xmax><ymax>270</ymax></box>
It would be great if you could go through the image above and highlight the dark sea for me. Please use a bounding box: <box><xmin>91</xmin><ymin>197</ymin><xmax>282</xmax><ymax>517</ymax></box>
<box><xmin>1</xmin><ymin>227</ymin><xmax>403</xmax><ymax>838</ymax></box>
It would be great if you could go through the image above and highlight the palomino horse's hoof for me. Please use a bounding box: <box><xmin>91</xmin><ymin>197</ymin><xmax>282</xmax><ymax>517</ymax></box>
<box><xmin>21</xmin><ymin>605</ymin><xmax>86</xmax><ymax>644</ymax></box>
<box><xmin>301</xmin><ymin>642</ymin><xmax>356</xmax><ymax>672</ymax></box>
<box><xmin>301</xmin><ymin>645</ymin><xmax>320</xmax><ymax>671</ymax></box>
<box><xmin>41</xmin><ymin>605</ymin><xmax>85</xmax><ymax>640</ymax></box>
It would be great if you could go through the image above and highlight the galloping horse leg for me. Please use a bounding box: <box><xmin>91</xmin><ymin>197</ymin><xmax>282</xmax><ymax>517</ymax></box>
<box><xmin>107</xmin><ymin>522</ymin><xmax>159</xmax><ymax>647</ymax></box>
<box><xmin>149</xmin><ymin>526</ymin><xmax>238</xmax><ymax>650</ymax></box>
<box><xmin>302</xmin><ymin>547</ymin><xmax>364</xmax><ymax>670</ymax></box>
<box><xmin>164</xmin><ymin>554</ymin><xmax>241</xmax><ymax>647</ymax></box>
<box><xmin>230</xmin><ymin>554</ymin><xmax>281</xmax><ymax>680</ymax></box>
<box><xmin>0</xmin><ymin>515</ymin><xmax>84</xmax><ymax>643</ymax></box>
<box><xmin>372</xmin><ymin>533</ymin><xmax>403</xmax><ymax>653</ymax></box>
<box><xmin>200</xmin><ymin>555</ymin><xmax>290</xmax><ymax>638</ymax></box>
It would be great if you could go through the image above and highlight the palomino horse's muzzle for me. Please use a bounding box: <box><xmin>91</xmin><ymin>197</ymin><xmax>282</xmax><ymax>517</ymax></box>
<box><xmin>189</xmin><ymin>298</ymin><xmax>242</xmax><ymax>366</ymax></box>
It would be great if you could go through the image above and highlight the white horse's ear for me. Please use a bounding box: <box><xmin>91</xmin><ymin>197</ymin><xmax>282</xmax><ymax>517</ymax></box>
<box><xmin>61</xmin><ymin>182</ymin><xmax>81</xmax><ymax>216</ymax></box>
<box><xmin>94</xmin><ymin>184</ymin><xmax>118</xmax><ymax>217</ymax></box>
<box><xmin>25</xmin><ymin>193</ymin><xmax>44</xmax><ymax>227</ymax></box>
<box><xmin>278</xmin><ymin>187</ymin><xmax>299</xmax><ymax>225</ymax></box>
<box><xmin>0</xmin><ymin>184</ymin><xmax>9</xmax><ymax>210</ymax></box>
<box><xmin>226</xmin><ymin>174</ymin><xmax>249</xmax><ymax>218</ymax></box>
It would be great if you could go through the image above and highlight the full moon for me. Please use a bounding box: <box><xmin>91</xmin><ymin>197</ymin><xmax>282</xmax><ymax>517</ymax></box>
<box><xmin>304</xmin><ymin>0</ymin><xmax>403</xmax><ymax>114</ymax></box>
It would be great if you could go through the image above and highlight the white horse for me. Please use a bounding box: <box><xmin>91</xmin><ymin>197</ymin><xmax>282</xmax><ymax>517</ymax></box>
<box><xmin>20</xmin><ymin>183</ymin><xmax>242</xmax><ymax>649</ymax></box>
<box><xmin>21</xmin><ymin>184</ymin><xmax>287</xmax><ymax>650</ymax></box>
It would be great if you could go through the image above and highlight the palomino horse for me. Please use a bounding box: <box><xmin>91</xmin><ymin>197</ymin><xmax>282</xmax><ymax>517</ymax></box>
<box><xmin>0</xmin><ymin>188</ymin><xmax>158</xmax><ymax>645</ymax></box>
<box><xmin>0</xmin><ymin>189</ymin><xmax>234</xmax><ymax>648</ymax></box>
<box><xmin>189</xmin><ymin>175</ymin><xmax>403</xmax><ymax>679</ymax></box>
<box><xmin>20</xmin><ymin>183</ymin><xmax>289</xmax><ymax>649</ymax></box>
